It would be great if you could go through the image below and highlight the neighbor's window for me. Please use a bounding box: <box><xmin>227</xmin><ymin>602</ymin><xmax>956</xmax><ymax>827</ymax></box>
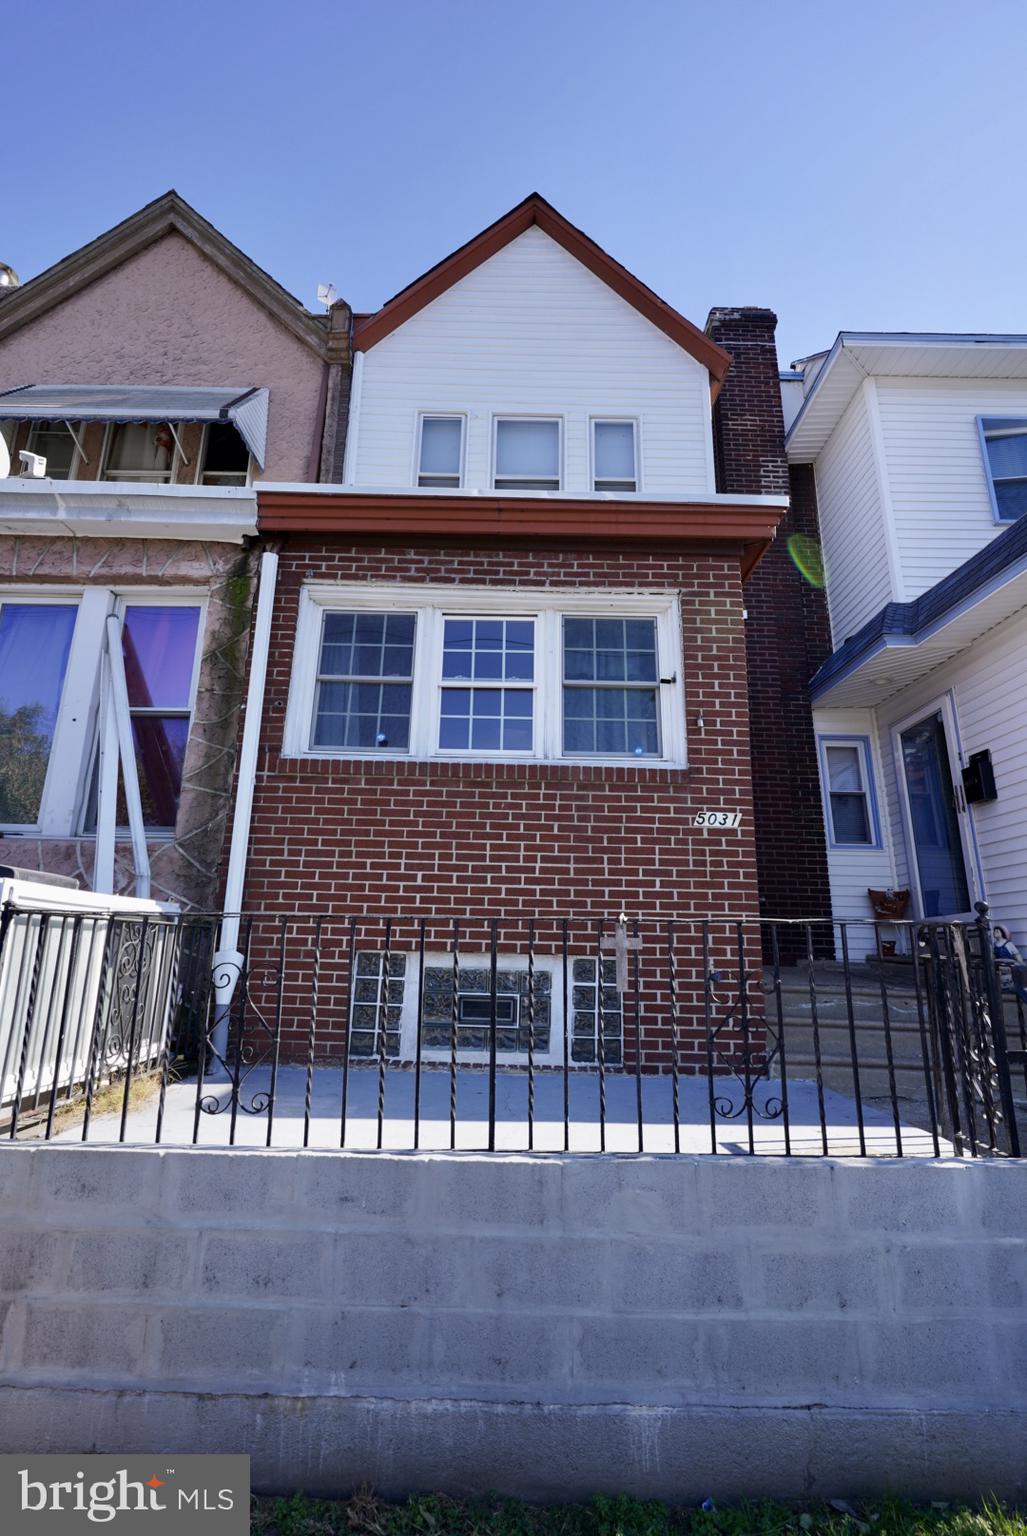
<box><xmin>312</xmin><ymin>611</ymin><xmax>417</xmax><ymax>751</ymax></box>
<box><xmin>494</xmin><ymin>419</ymin><xmax>560</xmax><ymax>490</ymax></box>
<box><xmin>980</xmin><ymin>418</ymin><xmax>1027</xmax><ymax>522</ymax></box>
<box><xmin>199</xmin><ymin>422</ymin><xmax>249</xmax><ymax>486</ymax></box>
<box><xmin>101</xmin><ymin>422</ymin><xmax>177</xmax><ymax>481</ymax></box>
<box><xmin>592</xmin><ymin>420</ymin><xmax>637</xmax><ymax>492</ymax></box>
<box><xmin>0</xmin><ymin>601</ymin><xmax>78</xmax><ymax>826</ymax></box>
<box><xmin>563</xmin><ymin>617</ymin><xmax>660</xmax><ymax>757</ymax></box>
<box><xmin>821</xmin><ymin>738</ymin><xmax>877</xmax><ymax>847</ymax></box>
<box><xmin>438</xmin><ymin>617</ymin><xmax>535</xmax><ymax>752</ymax></box>
<box><xmin>26</xmin><ymin>421</ymin><xmax>81</xmax><ymax>480</ymax></box>
<box><xmin>417</xmin><ymin>416</ymin><xmax>464</xmax><ymax>488</ymax></box>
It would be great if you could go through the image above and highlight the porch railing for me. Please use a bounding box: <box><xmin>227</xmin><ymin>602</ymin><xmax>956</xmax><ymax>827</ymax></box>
<box><xmin>1</xmin><ymin>903</ymin><xmax>1023</xmax><ymax>1158</ymax></box>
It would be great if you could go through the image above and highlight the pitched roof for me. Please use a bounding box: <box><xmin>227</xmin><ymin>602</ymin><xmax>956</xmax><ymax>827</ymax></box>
<box><xmin>352</xmin><ymin>193</ymin><xmax>731</xmax><ymax>392</ymax></box>
<box><xmin>0</xmin><ymin>190</ymin><xmax>338</xmax><ymax>358</ymax></box>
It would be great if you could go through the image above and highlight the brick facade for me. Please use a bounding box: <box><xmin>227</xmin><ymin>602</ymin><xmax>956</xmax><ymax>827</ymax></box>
<box><xmin>234</xmin><ymin>538</ymin><xmax>765</xmax><ymax>1068</ymax></box>
<box><xmin>705</xmin><ymin>309</ymin><xmax>833</xmax><ymax>949</ymax></box>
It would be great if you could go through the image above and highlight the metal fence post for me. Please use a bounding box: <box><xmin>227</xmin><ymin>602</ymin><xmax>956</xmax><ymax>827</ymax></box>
<box><xmin>975</xmin><ymin>902</ymin><xmax>1021</xmax><ymax>1158</ymax></box>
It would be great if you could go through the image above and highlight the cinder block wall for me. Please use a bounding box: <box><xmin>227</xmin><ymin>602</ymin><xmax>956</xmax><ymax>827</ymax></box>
<box><xmin>0</xmin><ymin>1146</ymin><xmax>1024</xmax><ymax>1501</ymax></box>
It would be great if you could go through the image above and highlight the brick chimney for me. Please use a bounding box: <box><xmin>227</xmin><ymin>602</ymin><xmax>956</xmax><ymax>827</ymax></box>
<box><xmin>705</xmin><ymin>307</ymin><xmax>833</xmax><ymax>945</ymax></box>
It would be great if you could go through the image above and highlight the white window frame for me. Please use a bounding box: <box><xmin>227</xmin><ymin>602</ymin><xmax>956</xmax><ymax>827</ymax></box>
<box><xmin>590</xmin><ymin>417</ymin><xmax>640</xmax><ymax>493</ymax></box>
<box><xmin>492</xmin><ymin>415</ymin><xmax>563</xmax><ymax>491</ymax></box>
<box><xmin>976</xmin><ymin>414</ymin><xmax>1027</xmax><ymax>524</ymax></box>
<box><xmin>26</xmin><ymin>420</ymin><xmax>86</xmax><ymax>480</ymax></box>
<box><xmin>816</xmin><ymin>734</ymin><xmax>881</xmax><ymax>850</ymax></box>
<box><xmin>284</xmin><ymin>583</ymin><xmax>687</xmax><ymax>768</ymax></box>
<box><xmin>79</xmin><ymin>592</ymin><xmax>206</xmax><ymax>838</ymax></box>
<box><xmin>414</xmin><ymin>412</ymin><xmax>466</xmax><ymax>489</ymax></box>
<box><xmin>193</xmin><ymin>422</ymin><xmax>253</xmax><ymax>487</ymax></box>
<box><xmin>98</xmin><ymin>421</ymin><xmax>183</xmax><ymax>483</ymax></box>
<box><xmin>0</xmin><ymin>586</ymin><xmax>205</xmax><ymax>839</ymax></box>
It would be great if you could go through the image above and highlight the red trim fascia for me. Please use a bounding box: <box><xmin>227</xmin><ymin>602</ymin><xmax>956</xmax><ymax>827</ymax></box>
<box><xmin>352</xmin><ymin>195</ymin><xmax>731</xmax><ymax>393</ymax></box>
<box><xmin>257</xmin><ymin>491</ymin><xmax>782</xmax><ymax>580</ymax></box>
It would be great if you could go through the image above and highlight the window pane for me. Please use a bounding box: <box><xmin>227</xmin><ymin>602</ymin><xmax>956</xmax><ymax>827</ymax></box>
<box><xmin>419</xmin><ymin>417</ymin><xmax>462</xmax><ymax>476</ymax></box>
<box><xmin>994</xmin><ymin>480</ymin><xmax>1027</xmax><ymax>520</ymax></box>
<box><xmin>825</xmin><ymin>744</ymin><xmax>862</xmax><ymax>793</ymax></box>
<box><xmin>495</xmin><ymin>420</ymin><xmax>559</xmax><ymax>479</ymax></box>
<box><xmin>442</xmin><ymin>617</ymin><xmax>535</xmax><ymax>681</ymax></box>
<box><xmin>594</xmin><ymin>422</ymin><xmax>635</xmax><ymax>482</ymax></box>
<box><xmin>983</xmin><ymin>421</ymin><xmax>1027</xmax><ymax>480</ymax></box>
<box><xmin>104</xmin><ymin>423</ymin><xmax>175</xmax><ymax>477</ymax></box>
<box><xmin>562</xmin><ymin>617</ymin><xmax>658</xmax><ymax>684</ymax></box>
<box><xmin>319</xmin><ymin>612</ymin><xmax>415</xmax><ymax>679</ymax></box>
<box><xmin>563</xmin><ymin>687</ymin><xmax>659</xmax><ymax>757</ymax></box>
<box><xmin>122</xmin><ymin>606</ymin><xmax>201</xmax><ymax>709</ymax></box>
<box><xmin>130</xmin><ymin>715</ymin><xmax>190</xmax><ymax>828</ymax></box>
<box><xmin>27</xmin><ymin>422</ymin><xmax>78</xmax><ymax>479</ymax></box>
<box><xmin>831</xmin><ymin>792</ymin><xmax>871</xmax><ymax>844</ymax></box>
<box><xmin>313</xmin><ymin>681</ymin><xmax>412</xmax><ymax>750</ymax></box>
<box><xmin>0</xmin><ymin>604</ymin><xmax>77</xmax><ymax>824</ymax></box>
<box><xmin>439</xmin><ymin>686</ymin><xmax>533</xmax><ymax>752</ymax></box>
<box><xmin>201</xmin><ymin>422</ymin><xmax>249</xmax><ymax>484</ymax></box>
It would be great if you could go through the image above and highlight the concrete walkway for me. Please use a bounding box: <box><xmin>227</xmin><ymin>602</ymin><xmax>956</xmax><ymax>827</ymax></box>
<box><xmin>59</xmin><ymin>1065</ymin><xmax>945</xmax><ymax>1156</ymax></box>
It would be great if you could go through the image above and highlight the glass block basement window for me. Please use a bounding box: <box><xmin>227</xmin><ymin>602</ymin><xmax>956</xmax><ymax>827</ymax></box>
<box><xmin>350</xmin><ymin>952</ymin><xmax>407</xmax><ymax>1057</ymax></box>
<box><xmin>572</xmin><ymin>957</ymin><xmax>623</xmax><ymax>1063</ymax></box>
<box><xmin>422</xmin><ymin>965</ymin><xmax>552</xmax><ymax>1052</ymax></box>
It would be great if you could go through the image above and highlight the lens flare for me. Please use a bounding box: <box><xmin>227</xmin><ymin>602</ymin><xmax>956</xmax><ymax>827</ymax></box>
<box><xmin>787</xmin><ymin>532</ymin><xmax>825</xmax><ymax>588</ymax></box>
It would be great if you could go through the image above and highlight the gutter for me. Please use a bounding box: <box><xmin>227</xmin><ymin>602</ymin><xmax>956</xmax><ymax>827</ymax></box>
<box><xmin>211</xmin><ymin>548</ymin><xmax>279</xmax><ymax>1063</ymax></box>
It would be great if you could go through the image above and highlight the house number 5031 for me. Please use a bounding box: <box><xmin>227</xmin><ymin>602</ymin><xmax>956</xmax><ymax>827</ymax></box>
<box><xmin>694</xmin><ymin>810</ymin><xmax>742</xmax><ymax>828</ymax></box>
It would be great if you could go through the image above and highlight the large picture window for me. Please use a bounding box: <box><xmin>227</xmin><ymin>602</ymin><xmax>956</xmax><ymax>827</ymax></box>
<box><xmin>285</xmin><ymin>586</ymin><xmax>686</xmax><ymax>766</ymax></box>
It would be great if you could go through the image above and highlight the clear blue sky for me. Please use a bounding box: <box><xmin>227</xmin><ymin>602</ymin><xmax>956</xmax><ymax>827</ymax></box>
<box><xmin>4</xmin><ymin>0</ymin><xmax>1025</xmax><ymax>367</ymax></box>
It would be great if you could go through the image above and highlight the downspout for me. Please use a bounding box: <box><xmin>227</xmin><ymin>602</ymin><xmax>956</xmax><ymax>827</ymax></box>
<box><xmin>211</xmin><ymin>548</ymin><xmax>279</xmax><ymax>1063</ymax></box>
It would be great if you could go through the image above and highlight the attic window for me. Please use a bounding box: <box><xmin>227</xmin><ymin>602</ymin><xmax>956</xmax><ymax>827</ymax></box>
<box><xmin>494</xmin><ymin>418</ymin><xmax>560</xmax><ymax>490</ymax></box>
<box><xmin>417</xmin><ymin>415</ymin><xmax>464</xmax><ymax>488</ymax></box>
<box><xmin>592</xmin><ymin>420</ymin><xmax>637</xmax><ymax>492</ymax></box>
<box><xmin>980</xmin><ymin>418</ymin><xmax>1027</xmax><ymax>522</ymax></box>
<box><xmin>101</xmin><ymin>422</ymin><xmax>177</xmax><ymax>482</ymax></box>
<box><xmin>26</xmin><ymin>421</ymin><xmax>82</xmax><ymax>480</ymax></box>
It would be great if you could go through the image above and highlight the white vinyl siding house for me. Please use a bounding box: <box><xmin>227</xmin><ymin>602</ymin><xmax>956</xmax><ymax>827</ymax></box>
<box><xmin>349</xmin><ymin>226</ymin><xmax>716</xmax><ymax>497</ymax></box>
<box><xmin>813</xmin><ymin>385</ymin><xmax>894</xmax><ymax>646</ymax></box>
<box><xmin>875</xmin><ymin>378</ymin><xmax>1027</xmax><ymax>594</ymax></box>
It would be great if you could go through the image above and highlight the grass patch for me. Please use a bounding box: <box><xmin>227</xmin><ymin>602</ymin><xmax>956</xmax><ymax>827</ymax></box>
<box><xmin>250</xmin><ymin>1493</ymin><xmax>1025</xmax><ymax>1536</ymax></box>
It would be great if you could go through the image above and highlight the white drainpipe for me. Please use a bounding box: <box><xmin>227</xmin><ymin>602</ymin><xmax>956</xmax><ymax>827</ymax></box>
<box><xmin>211</xmin><ymin>549</ymin><xmax>279</xmax><ymax>1062</ymax></box>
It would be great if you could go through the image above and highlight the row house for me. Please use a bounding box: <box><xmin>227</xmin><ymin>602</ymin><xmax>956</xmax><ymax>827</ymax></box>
<box><xmin>0</xmin><ymin>192</ymin><xmax>348</xmax><ymax>909</ymax></box>
<box><xmin>786</xmin><ymin>334</ymin><xmax>1027</xmax><ymax>954</ymax></box>
<box><xmin>231</xmin><ymin>196</ymin><xmax>808</xmax><ymax>1066</ymax></box>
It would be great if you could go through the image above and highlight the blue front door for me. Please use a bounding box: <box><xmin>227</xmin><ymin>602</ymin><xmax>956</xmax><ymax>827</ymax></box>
<box><xmin>899</xmin><ymin>710</ymin><xmax>971</xmax><ymax>917</ymax></box>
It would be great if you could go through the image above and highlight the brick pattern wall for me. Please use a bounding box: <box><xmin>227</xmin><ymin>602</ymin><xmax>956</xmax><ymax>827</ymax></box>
<box><xmin>234</xmin><ymin>539</ymin><xmax>764</xmax><ymax>1067</ymax></box>
<box><xmin>705</xmin><ymin>309</ymin><xmax>833</xmax><ymax>944</ymax></box>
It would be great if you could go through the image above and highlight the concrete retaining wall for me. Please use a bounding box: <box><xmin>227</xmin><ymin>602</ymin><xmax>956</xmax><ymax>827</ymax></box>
<box><xmin>0</xmin><ymin>1145</ymin><xmax>1024</xmax><ymax>1501</ymax></box>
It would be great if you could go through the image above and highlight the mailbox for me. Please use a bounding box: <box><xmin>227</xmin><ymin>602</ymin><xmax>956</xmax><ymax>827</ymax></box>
<box><xmin>962</xmin><ymin>749</ymin><xmax>997</xmax><ymax>805</ymax></box>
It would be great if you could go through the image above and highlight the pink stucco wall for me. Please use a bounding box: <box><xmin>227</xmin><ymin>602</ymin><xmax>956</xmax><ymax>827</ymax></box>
<box><xmin>0</xmin><ymin>233</ymin><xmax>326</xmax><ymax>482</ymax></box>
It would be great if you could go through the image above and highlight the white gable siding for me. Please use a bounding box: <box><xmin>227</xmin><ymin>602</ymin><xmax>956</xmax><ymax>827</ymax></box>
<box><xmin>872</xmin><ymin>604</ymin><xmax>1027</xmax><ymax>945</ymax></box>
<box><xmin>876</xmin><ymin>377</ymin><xmax>1027</xmax><ymax>597</ymax></box>
<box><xmin>352</xmin><ymin>227</ymin><xmax>715</xmax><ymax>495</ymax></box>
<box><xmin>813</xmin><ymin>707</ymin><xmax>897</xmax><ymax>957</ymax></box>
<box><xmin>814</xmin><ymin>386</ymin><xmax>894</xmax><ymax>646</ymax></box>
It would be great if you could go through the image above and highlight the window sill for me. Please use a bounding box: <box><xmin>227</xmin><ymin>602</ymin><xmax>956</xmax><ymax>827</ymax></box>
<box><xmin>271</xmin><ymin>752</ymin><xmax>690</xmax><ymax>783</ymax></box>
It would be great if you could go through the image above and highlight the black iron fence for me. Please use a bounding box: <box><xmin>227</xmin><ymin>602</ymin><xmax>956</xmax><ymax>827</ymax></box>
<box><xmin>1</xmin><ymin>902</ymin><xmax>1023</xmax><ymax>1158</ymax></box>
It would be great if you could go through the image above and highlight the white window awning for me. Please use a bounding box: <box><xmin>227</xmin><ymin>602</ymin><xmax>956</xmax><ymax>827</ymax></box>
<box><xmin>0</xmin><ymin>384</ymin><xmax>269</xmax><ymax>468</ymax></box>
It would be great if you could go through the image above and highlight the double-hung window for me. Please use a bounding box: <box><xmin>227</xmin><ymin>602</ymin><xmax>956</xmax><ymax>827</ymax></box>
<box><xmin>417</xmin><ymin>416</ymin><xmax>464</xmax><ymax>488</ymax></box>
<box><xmin>563</xmin><ymin>618</ymin><xmax>660</xmax><ymax>757</ymax></box>
<box><xmin>26</xmin><ymin>421</ymin><xmax>82</xmax><ymax>480</ymax></box>
<box><xmin>979</xmin><ymin>418</ymin><xmax>1027</xmax><ymax>522</ymax></box>
<box><xmin>198</xmin><ymin>422</ymin><xmax>250</xmax><ymax>485</ymax></box>
<box><xmin>0</xmin><ymin>599</ymin><xmax>78</xmax><ymax>826</ymax></box>
<box><xmin>101</xmin><ymin>422</ymin><xmax>177</xmax><ymax>482</ymax></box>
<box><xmin>438</xmin><ymin>617</ymin><xmax>535</xmax><ymax>752</ymax></box>
<box><xmin>494</xmin><ymin>418</ymin><xmax>560</xmax><ymax>490</ymax></box>
<box><xmin>592</xmin><ymin>420</ymin><xmax>638</xmax><ymax>492</ymax></box>
<box><xmin>820</xmin><ymin>737</ymin><xmax>879</xmax><ymax>848</ymax></box>
<box><xmin>288</xmin><ymin>588</ymin><xmax>685</xmax><ymax>765</ymax></box>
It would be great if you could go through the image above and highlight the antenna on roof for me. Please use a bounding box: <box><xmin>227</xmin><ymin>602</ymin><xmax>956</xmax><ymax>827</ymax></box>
<box><xmin>316</xmin><ymin>282</ymin><xmax>337</xmax><ymax>311</ymax></box>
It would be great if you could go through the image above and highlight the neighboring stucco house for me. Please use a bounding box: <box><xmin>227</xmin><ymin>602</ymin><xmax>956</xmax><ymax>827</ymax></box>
<box><xmin>785</xmin><ymin>333</ymin><xmax>1027</xmax><ymax>953</ymax></box>
<box><xmin>0</xmin><ymin>192</ymin><xmax>349</xmax><ymax>908</ymax></box>
<box><xmin>233</xmin><ymin>195</ymin><xmax>800</xmax><ymax>1065</ymax></box>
